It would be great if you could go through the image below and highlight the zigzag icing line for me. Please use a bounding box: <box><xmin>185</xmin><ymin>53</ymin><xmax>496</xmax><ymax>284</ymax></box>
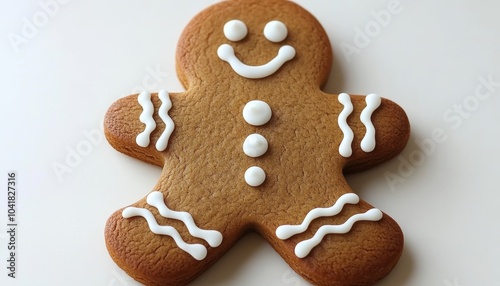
<box><xmin>147</xmin><ymin>191</ymin><xmax>223</xmax><ymax>247</ymax></box>
<box><xmin>294</xmin><ymin>208</ymin><xmax>383</xmax><ymax>258</ymax></box>
<box><xmin>155</xmin><ymin>90</ymin><xmax>175</xmax><ymax>151</ymax></box>
<box><xmin>276</xmin><ymin>193</ymin><xmax>360</xmax><ymax>240</ymax></box>
<box><xmin>122</xmin><ymin>207</ymin><xmax>207</xmax><ymax>260</ymax></box>
<box><xmin>360</xmin><ymin>93</ymin><xmax>381</xmax><ymax>152</ymax></box>
<box><xmin>136</xmin><ymin>91</ymin><xmax>156</xmax><ymax>147</ymax></box>
<box><xmin>337</xmin><ymin>93</ymin><xmax>354</xmax><ymax>157</ymax></box>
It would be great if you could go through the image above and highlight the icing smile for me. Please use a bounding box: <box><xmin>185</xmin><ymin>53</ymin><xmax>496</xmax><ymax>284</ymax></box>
<box><xmin>217</xmin><ymin>20</ymin><xmax>296</xmax><ymax>79</ymax></box>
<box><xmin>218</xmin><ymin>44</ymin><xmax>295</xmax><ymax>79</ymax></box>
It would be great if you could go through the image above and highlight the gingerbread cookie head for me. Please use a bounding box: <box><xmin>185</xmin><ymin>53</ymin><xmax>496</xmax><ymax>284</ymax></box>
<box><xmin>176</xmin><ymin>0</ymin><xmax>332</xmax><ymax>88</ymax></box>
<box><xmin>104</xmin><ymin>0</ymin><xmax>410</xmax><ymax>285</ymax></box>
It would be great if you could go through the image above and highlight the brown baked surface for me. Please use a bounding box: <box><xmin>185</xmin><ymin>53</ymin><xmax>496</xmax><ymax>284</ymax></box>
<box><xmin>104</xmin><ymin>0</ymin><xmax>410</xmax><ymax>285</ymax></box>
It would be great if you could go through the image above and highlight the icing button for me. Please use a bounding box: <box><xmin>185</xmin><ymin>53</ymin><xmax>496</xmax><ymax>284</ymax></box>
<box><xmin>244</xmin><ymin>166</ymin><xmax>266</xmax><ymax>187</ymax></box>
<box><xmin>243</xmin><ymin>134</ymin><xmax>268</xmax><ymax>157</ymax></box>
<box><xmin>243</xmin><ymin>100</ymin><xmax>272</xmax><ymax>126</ymax></box>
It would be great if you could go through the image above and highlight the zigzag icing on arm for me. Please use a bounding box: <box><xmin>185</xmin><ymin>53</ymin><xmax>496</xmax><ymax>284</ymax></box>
<box><xmin>360</xmin><ymin>93</ymin><xmax>381</xmax><ymax>152</ymax></box>
<box><xmin>337</xmin><ymin>93</ymin><xmax>354</xmax><ymax>157</ymax></box>
<box><xmin>276</xmin><ymin>193</ymin><xmax>360</xmax><ymax>240</ymax></box>
<box><xmin>294</xmin><ymin>208</ymin><xmax>383</xmax><ymax>258</ymax></box>
<box><xmin>155</xmin><ymin>90</ymin><xmax>175</xmax><ymax>151</ymax></box>
<box><xmin>136</xmin><ymin>91</ymin><xmax>156</xmax><ymax>147</ymax></box>
<box><xmin>147</xmin><ymin>191</ymin><xmax>223</xmax><ymax>247</ymax></box>
<box><xmin>122</xmin><ymin>207</ymin><xmax>208</xmax><ymax>260</ymax></box>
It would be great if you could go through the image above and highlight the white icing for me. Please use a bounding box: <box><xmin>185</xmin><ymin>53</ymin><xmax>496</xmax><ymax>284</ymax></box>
<box><xmin>243</xmin><ymin>134</ymin><xmax>268</xmax><ymax>157</ymax></box>
<box><xmin>217</xmin><ymin>44</ymin><xmax>295</xmax><ymax>79</ymax></box>
<box><xmin>264</xmin><ymin>20</ymin><xmax>288</xmax><ymax>43</ymax></box>
<box><xmin>244</xmin><ymin>166</ymin><xmax>266</xmax><ymax>187</ymax></box>
<box><xmin>223</xmin><ymin>19</ymin><xmax>248</xmax><ymax>42</ymax></box>
<box><xmin>155</xmin><ymin>90</ymin><xmax>175</xmax><ymax>152</ymax></box>
<box><xmin>242</xmin><ymin>100</ymin><xmax>272</xmax><ymax>126</ymax></box>
<box><xmin>360</xmin><ymin>93</ymin><xmax>381</xmax><ymax>152</ymax></box>
<box><xmin>122</xmin><ymin>207</ymin><xmax>208</xmax><ymax>260</ymax></box>
<box><xmin>294</xmin><ymin>208</ymin><xmax>383</xmax><ymax>258</ymax></box>
<box><xmin>337</xmin><ymin>93</ymin><xmax>354</xmax><ymax>157</ymax></box>
<box><xmin>276</xmin><ymin>193</ymin><xmax>360</xmax><ymax>240</ymax></box>
<box><xmin>136</xmin><ymin>91</ymin><xmax>156</xmax><ymax>147</ymax></box>
<box><xmin>146</xmin><ymin>191</ymin><xmax>223</xmax><ymax>247</ymax></box>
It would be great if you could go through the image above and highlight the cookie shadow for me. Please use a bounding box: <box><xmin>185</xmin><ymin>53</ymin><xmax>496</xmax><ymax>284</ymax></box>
<box><xmin>376</xmin><ymin>245</ymin><xmax>414</xmax><ymax>286</ymax></box>
<box><xmin>322</xmin><ymin>48</ymin><xmax>346</xmax><ymax>94</ymax></box>
<box><xmin>344</xmin><ymin>131</ymin><xmax>427</xmax><ymax>194</ymax></box>
<box><xmin>344</xmin><ymin>132</ymin><xmax>426</xmax><ymax>285</ymax></box>
<box><xmin>191</xmin><ymin>232</ymin><xmax>414</xmax><ymax>286</ymax></box>
<box><xmin>190</xmin><ymin>232</ymin><xmax>268</xmax><ymax>285</ymax></box>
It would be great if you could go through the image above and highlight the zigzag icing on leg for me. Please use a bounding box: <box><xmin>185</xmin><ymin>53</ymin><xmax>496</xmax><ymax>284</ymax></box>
<box><xmin>122</xmin><ymin>207</ymin><xmax>208</xmax><ymax>260</ymax></box>
<box><xmin>147</xmin><ymin>191</ymin><xmax>223</xmax><ymax>247</ymax></box>
<box><xmin>276</xmin><ymin>193</ymin><xmax>360</xmax><ymax>240</ymax></box>
<box><xmin>294</xmin><ymin>208</ymin><xmax>383</xmax><ymax>258</ymax></box>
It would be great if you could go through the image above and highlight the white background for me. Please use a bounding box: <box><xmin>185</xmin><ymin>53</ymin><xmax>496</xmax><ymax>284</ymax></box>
<box><xmin>1</xmin><ymin>0</ymin><xmax>499</xmax><ymax>285</ymax></box>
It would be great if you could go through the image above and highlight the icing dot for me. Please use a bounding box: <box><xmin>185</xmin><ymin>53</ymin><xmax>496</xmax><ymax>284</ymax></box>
<box><xmin>264</xmin><ymin>20</ymin><xmax>288</xmax><ymax>43</ymax></box>
<box><xmin>243</xmin><ymin>134</ymin><xmax>268</xmax><ymax>157</ymax></box>
<box><xmin>243</xmin><ymin>100</ymin><xmax>272</xmax><ymax>126</ymax></box>
<box><xmin>224</xmin><ymin>20</ymin><xmax>248</xmax><ymax>42</ymax></box>
<box><xmin>244</xmin><ymin>166</ymin><xmax>266</xmax><ymax>187</ymax></box>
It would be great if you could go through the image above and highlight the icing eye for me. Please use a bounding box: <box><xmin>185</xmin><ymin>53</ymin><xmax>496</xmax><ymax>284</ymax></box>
<box><xmin>223</xmin><ymin>20</ymin><xmax>248</xmax><ymax>42</ymax></box>
<box><xmin>263</xmin><ymin>20</ymin><xmax>288</xmax><ymax>43</ymax></box>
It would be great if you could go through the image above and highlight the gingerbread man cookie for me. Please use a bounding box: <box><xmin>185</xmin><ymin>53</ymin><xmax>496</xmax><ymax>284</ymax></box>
<box><xmin>104</xmin><ymin>1</ymin><xmax>410</xmax><ymax>285</ymax></box>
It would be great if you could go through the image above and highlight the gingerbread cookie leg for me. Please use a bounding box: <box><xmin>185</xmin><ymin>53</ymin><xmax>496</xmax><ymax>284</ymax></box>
<box><xmin>276</xmin><ymin>212</ymin><xmax>403</xmax><ymax>286</ymax></box>
<box><xmin>256</xmin><ymin>180</ymin><xmax>403</xmax><ymax>286</ymax></box>
<box><xmin>105</xmin><ymin>188</ymin><xmax>246</xmax><ymax>286</ymax></box>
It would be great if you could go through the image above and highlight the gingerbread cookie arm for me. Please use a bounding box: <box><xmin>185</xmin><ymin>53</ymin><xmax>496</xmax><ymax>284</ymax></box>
<box><xmin>338</xmin><ymin>94</ymin><xmax>410</xmax><ymax>173</ymax></box>
<box><xmin>104</xmin><ymin>90</ymin><xmax>181</xmax><ymax>166</ymax></box>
